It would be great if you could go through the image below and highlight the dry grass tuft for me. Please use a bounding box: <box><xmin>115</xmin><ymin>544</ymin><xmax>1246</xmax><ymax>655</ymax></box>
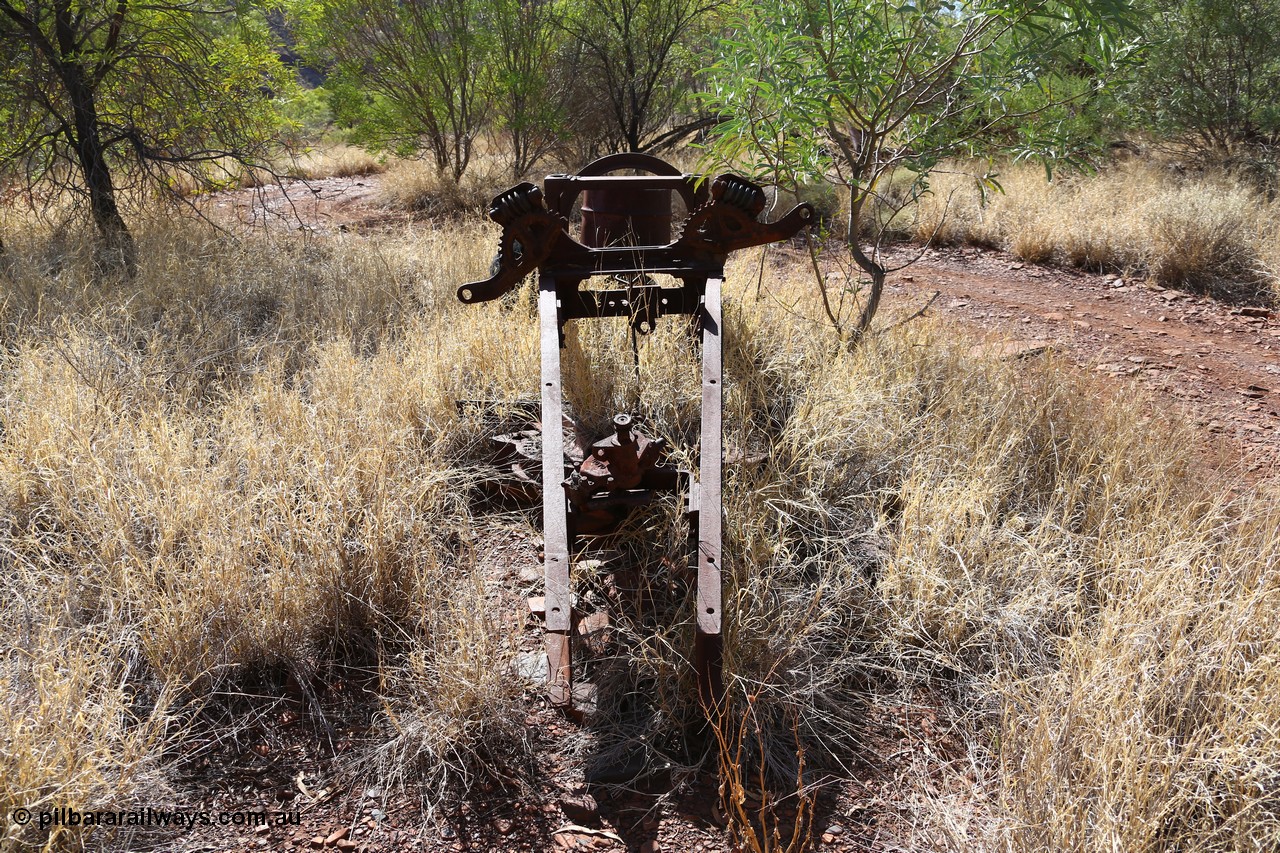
<box><xmin>0</xmin><ymin>216</ymin><xmax>538</xmax><ymax>849</ymax></box>
<box><xmin>285</xmin><ymin>143</ymin><xmax>389</xmax><ymax>181</ymax></box>
<box><xmin>377</xmin><ymin>159</ymin><xmax>507</xmax><ymax>218</ymax></box>
<box><xmin>911</xmin><ymin>161</ymin><xmax>1280</xmax><ymax>305</ymax></box>
<box><xmin>0</xmin><ymin>212</ymin><xmax>1276</xmax><ymax>851</ymax></box>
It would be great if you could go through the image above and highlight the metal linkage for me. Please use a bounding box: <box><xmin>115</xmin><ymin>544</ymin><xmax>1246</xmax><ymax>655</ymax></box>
<box><xmin>459</xmin><ymin>153</ymin><xmax>812</xmax><ymax>714</ymax></box>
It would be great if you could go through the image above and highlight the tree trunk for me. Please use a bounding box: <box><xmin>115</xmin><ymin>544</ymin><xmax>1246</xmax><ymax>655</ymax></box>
<box><xmin>64</xmin><ymin>62</ymin><xmax>136</xmax><ymax>275</ymax></box>
<box><xmin>847</xmin><ymin>184</ymin><xmax>885</xmax><ymax>345</ymax></box>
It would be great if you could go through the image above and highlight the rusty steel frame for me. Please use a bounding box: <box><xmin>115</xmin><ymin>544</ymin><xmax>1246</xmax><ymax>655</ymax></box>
<box><xmin>539</xmin><ymin>277</ymin><xmax>574</xmax><ymax>706</ymax></box>
<box><xmin>460</xmin><ymin>154</ymin><xmax>812</xmax><ymax>713</ymax></box>
<box><xmin>695</xmin><ymin>276</ymin><xmax>724</xmax><ymax>706</ymax></box>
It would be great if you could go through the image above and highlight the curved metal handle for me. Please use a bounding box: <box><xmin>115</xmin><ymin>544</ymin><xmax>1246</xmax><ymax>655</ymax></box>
<box><xmin>577</xmin><ymin>152</ymin><xmax>684</xmax><ymax>178</ymax></box>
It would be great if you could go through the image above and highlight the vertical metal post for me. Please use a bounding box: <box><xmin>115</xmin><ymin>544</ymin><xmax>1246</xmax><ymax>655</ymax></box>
<box><xmin>695</xmin><ymin>277</ymin><xmax>724</xmax><ymax>707</ymax></box>
<box><xmin>539</xmin><ymin>275</ymin><xmax>572</xmax><ymax>708</ymax></box>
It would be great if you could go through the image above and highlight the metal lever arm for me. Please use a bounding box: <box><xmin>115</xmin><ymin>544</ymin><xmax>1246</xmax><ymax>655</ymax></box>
<box><xmin>458</xmin><ymin>183</ymin><xmax>567</xmax><ymax>304</ymax></box>
<box><xmin>675</xmin><ymin>174</ymin><xmax>814</xmax><ymax>257</ymax></box>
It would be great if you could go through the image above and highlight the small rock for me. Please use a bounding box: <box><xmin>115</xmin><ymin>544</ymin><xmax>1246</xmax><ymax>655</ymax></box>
<box><xmin>496</xmin><ymin>818</ymin><xmax>513</xmax><ymax>834</ymax></box>
<box><xmin>823</xmin><ymin>833</ymin><xmax>837</xmax><ymax>843</ymax></box>
<box><xmin>571</xmin><ymin>681</ymin><xmax>599</xmax><ymax>716</ymax></box>
<box><xmin>335</xmin><ymin>840</ymin><xmax>358</xmax><ymax>852</ymax></box>
<box><xmin>325</xmin><ymin>827</ymin><xmax>349</xmax><ymax>845</ymax></box>
<box><xmin>309</xmin><ymin>837</ymin><xmax>326</xmax><ymax>849</ymax></box>
<box><xmin>828</xmin><ymin>823</ymin><xmax>846</xmax><ymax>835</ymax></box>
<box><xmin>559</xmin><ymin>793</ymin><xmax>599</xmax><ymax>823</ymax></box>
<box><xmin>527</xmin><ymin>595</ymin><xmax>546</xmax><ymax>615</ymax></box>
<box><xmin>513</xmin><ymin>651</ymin><xmax>550</xmax><ymax>683</ymax></box>
<box><xmin>577</xmin><ymin>612</ymin><xmax>610</xmax><ymax>634</ymax></box>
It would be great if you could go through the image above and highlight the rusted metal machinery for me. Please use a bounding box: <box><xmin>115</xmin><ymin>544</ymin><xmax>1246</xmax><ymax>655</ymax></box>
<box><xmin>458</xmin><ymin>153</ymin><xmax>813</xmax><ymax>712</ymax></box>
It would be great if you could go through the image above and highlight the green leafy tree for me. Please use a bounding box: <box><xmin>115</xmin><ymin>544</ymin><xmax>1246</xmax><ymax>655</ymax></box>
<box><xmin>488</xmin><ymin>0</ymin><xmax>569</xmax><ymax>178</ymax></box>
<box><xmin>1127</xmin><ymin>0</ymin><xmax>1280</xmax><ymax>155</ymax></box>
<box><xmin>294</xmin><ymin>0</ymin><xmax>491</xmax><ymax>181</ymax></box>
<box><xmin>560</xmin><ymin>0</ymin><xmax>724</xmax><ymax>153</ymax></box>
<box><xmin>704</xmin><ymin>0</ymin><xmax>1138</xmax><ymax>343</ymax></box>
<box><xmin>0</xmin><ymin>0</ymin><xmax>291</xmax><ymax>271</ymax></box>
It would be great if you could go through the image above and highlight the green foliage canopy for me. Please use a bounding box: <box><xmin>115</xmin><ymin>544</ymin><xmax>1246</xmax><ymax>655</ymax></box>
<box><xmin>558</xmin><ymin>0</ymin><xmax>724</xmax><ymax>153</ymax></box>
<box><xmin>291</xmin><ymin>0</ymin><xmax>493</xmax><ymax>180</ymax></box>
<box><xmin>703</xmin><ymin>0</ymin><xmax>1139</xmax><ymax>340</ymax></box>
<box><xmin>1127</xmin><ymin>0</ymin><xmax>1280</xmax><ymax>154</ymax></box>
<box><xmin>0</xmin><ymin>0</ymin><xmax>292</xmax><ymax>257</ymax></box>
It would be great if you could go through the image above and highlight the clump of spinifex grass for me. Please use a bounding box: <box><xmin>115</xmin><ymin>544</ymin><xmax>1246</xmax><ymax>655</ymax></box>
<box><xmin>910</xmin><ymin>159</ymin><xmax>1280</xmax><ymax>305</ymax></box>
<box><xmin>1001</xmin><ymin>486</ymin><xmax>1280</xmax><ymax>851</ymax></box>
<box><xmin>0</xmin><ymin>213</ymin><xmax>1276</xmax><ymax>852</ymax></box>
<box><xmin>285</xmin><ymin>143</ymin><xmax>388</xmax><ymax>181</ymax></box>
<box><xmin>0</xmin><ymin>215</ymin><xmax>537</xmax><ymax>849</ymax></box>
<box><xmin>550</xmin><ymin>251</ymin><xmax>1278</xmax><ymax>848</ymax></box>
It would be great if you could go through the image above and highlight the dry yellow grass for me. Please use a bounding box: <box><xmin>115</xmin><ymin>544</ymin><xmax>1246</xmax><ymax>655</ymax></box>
<box><xmin>0</xmin><ymin>212</ymin><xmax>1276</xmax><ymax>852</ymax></box>
<box><xmin>911</xmin><ymin>160</ymin><xmax>1280</xmax><ymax>305</ymax></box>
<box><xmin>285</xmin><ymin>143</ymin><xmax>389</xmax><ymax>181</ymax></box>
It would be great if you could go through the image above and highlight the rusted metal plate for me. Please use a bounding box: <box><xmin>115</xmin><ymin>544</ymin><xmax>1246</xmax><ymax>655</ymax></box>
<box><xmin>459</xmin><ymin>169</ymin><xmax>812</xmax><ymax>307</ymax></box>
<box><xmin>541</xmin><ymin>276</ymin><xmax>572</xmax><ymax>707</ymax></box>
<box><xmin>546</xmin><ymin>631</ymin><xmax>571</xmax><ymax>708</ymax></box>
<box><xmin>697</xmin><ymin>277</ymin><xmax>724</xmax><ymax>640</ymax></box>
<box><xmin>696</xmin><ymin>277</ymin><xmax>725</xmax><ymax>707</ymax></box>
